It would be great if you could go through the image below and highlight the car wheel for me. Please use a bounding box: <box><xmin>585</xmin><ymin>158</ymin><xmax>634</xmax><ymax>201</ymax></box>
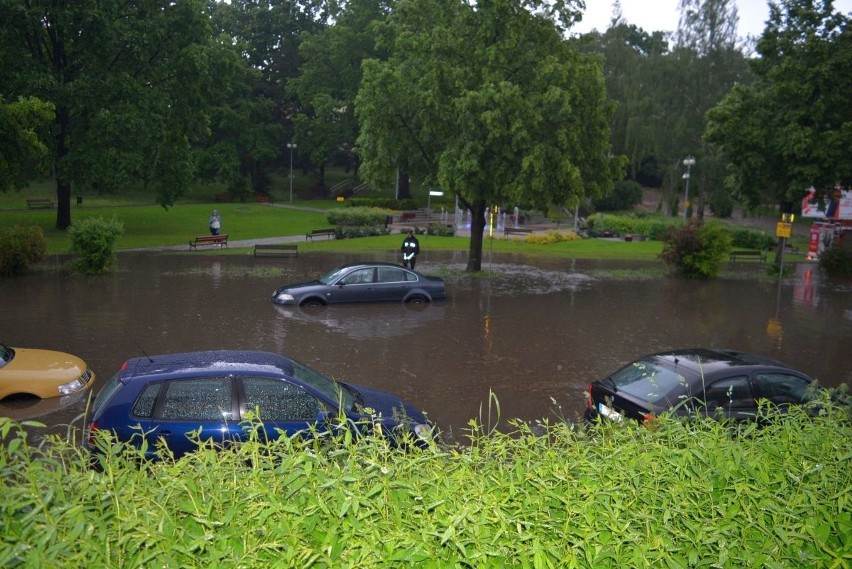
<box><xmin>405</xmin><ymin>295</ymin><xmax>429</xmax><ymax>305</ymax></box>
<box><xmin>301</xmin><ymin>298</ymin><xmax>326</xmax><ymax>308</ymax></box>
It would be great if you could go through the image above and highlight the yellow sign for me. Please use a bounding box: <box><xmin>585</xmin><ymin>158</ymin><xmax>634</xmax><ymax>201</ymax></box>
<box><xmin>776</xmin><ymin>222</ymin><xmax>792</xmax><ymax>238</ymax></box>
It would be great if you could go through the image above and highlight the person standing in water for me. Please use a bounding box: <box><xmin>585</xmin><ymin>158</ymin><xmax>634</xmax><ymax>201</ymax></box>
<box><xmin>401</xmin><ymin>228</ymin><xmax>420</xmax><ymax>269</ymax></box>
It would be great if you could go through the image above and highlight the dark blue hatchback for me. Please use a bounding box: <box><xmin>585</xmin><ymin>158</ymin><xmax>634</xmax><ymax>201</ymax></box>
<box><xmin>85</xmin><ymin>350</ymin><xmax>434</xmax><ymax>459</ymax></box>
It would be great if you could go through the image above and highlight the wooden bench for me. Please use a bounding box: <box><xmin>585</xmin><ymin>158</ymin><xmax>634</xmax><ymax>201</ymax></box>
<box><xmin>26</xmin><ymin>197</ymin><xmax>54</xmax><ymax>209</ymax></box>
<box><xmin>254</xmin><ymin>243</ymin><xmax>297</xmax><ymax>257</ymax></box>
<box><xmin>188</xmin><ymin>234</ymin><xmax>229</xmax><ymax>250</ymax></box>
<box><xmin>306</xmin><ymin>228</ymin><xmax>336</xmax><ymax>241</ymax></box>
<box><xmin>255</xmin><ymin>194</ymin><xmax>273</xmax><ymax>204</ymax></box>
<box><xmin>504</xmin><ymin>227</ymin><xmax>533</xmax><ymax>237</ymax></box>
<box><xmin>729</xmin><ymin>250</ymin><xmax>766</xmax><ymax>263</ymax></box>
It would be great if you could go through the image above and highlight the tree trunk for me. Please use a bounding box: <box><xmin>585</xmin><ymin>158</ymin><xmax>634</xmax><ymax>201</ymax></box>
<box><xmin>466</xmin><ymin>198</ymin><xmax>488</xmax><ymax>272</ymax></box>
<box><xmin>397</xmin><ymin>171</ymin><xmax>411</xmax><ymax>200</ymax></box>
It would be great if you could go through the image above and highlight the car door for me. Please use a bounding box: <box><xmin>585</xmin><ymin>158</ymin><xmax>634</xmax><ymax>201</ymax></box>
<box><xmin>701</xmin><ymin>375</ymin><xmax>759</xmax><ymax>421</ymax></box>
<box><xmin>374</xmin><ymin>266</ymin><xmax>409</xmax><ymax>301</ymax></box>
<box><xmin>238</xmin><ymin>376</ymin><xmax>327</xmax><ymax>441</ymax></box>
<box><xmin>332</xmin><ymin>267</ymin><xmax>377</xmax><ymax>303</ymax></box>
<box><xmin>143</xmin><ymin>376</ymin><xmax>240</xmax><ymax>458</ymax></box>
<box><xmin>753</xmin><ymin>372</ymin><xmax>813</xmax><ymax>408</ymax></box>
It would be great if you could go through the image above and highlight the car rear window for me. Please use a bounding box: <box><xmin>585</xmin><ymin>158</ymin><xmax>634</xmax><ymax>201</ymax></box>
<box><xmin>610</xmin><ymin>360</ymin><xmax>689</xmax><ymax>404</ymax></box>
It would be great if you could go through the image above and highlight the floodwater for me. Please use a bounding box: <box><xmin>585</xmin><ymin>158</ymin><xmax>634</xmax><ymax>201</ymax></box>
<box><xmin>2</xmin><ymin>250</ymin><xmax>850</xmax><ymax>441</ymax></box>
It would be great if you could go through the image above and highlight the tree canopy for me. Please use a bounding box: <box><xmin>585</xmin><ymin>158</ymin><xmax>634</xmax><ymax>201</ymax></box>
<box><xmin>357</xmin><ymin>0</ymin><xmax>623</xmax><ymax>271</ymax></box>
<box><xmin>705</xmin><ymin>0</ymin><xmax>852</xmax><ymax>207</ymax></box>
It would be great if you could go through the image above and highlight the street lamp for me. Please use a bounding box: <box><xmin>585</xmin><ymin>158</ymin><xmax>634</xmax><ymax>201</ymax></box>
<box><xmin>682</xmin><ymin>155</ymin><xmax>696</xmax><ymax>220</ymax></box>
<box><xmin>287</xmin><ymin>142</ymin><xmax>297</xmax><ymax>203</ymax></box>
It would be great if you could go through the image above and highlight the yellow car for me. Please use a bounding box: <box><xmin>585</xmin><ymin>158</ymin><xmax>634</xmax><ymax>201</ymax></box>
<box><xmin>0</xmin><ymin>343</ymin><xmax>95</xmax><ymax>400</ymax></box>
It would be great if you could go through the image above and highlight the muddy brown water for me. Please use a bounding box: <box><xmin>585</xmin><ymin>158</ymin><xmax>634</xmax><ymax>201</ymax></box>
<box><xmin>2</xmin><ymin>250</ymin><xmax>850</xmax><ymax>441</ymax></box>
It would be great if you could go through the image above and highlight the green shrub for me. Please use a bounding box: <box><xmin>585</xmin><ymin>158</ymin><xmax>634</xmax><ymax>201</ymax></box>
<box><xmin>427</xmin><ymin>223</ymin><xmax>455</xmax><ymax>237</ymax></box>
<box><xmin>595</xmin><ymin>213</ymin><xmax>678</xmax><ymax>241</ymax></box>
<box><xmin>69</xmin><ymin>216</ymin><xmax>124</xmax><ymax>275</ymax></box>
<box><xmin>593</xmin><ymin>179</ymin><xmax>643</xmax><ymax>211</ymax></box>
<box><xmin>707</xmin><ymin>188</ymin><xmax>734</xmax><ymax>218</ymax></box>
<box><xmin>2</xmin><ymin>404</ymin><xmax>851</xmax><ymax>568</ymax></box>
<box><xmin>346</xmin><ymin>197</ymin><xmax>417</xmax><ymax>210</ymax></box>
<box><xmin>327</xmin><ymin>207</ymin><xmax>391</xmax><ymax>227</ymax></box>
<box><xmin>727</xmin><ymin>227</ymin><xmax>773</xmax><ymax>250</ymax></box>
<box><xmin>818</xmin><ymin>243</ymin><xmax>852</xmax><ymax>276</ymax></box>
<box><xmin>524</xmin><ymin>230</ymin><xmax>582</xmax><ymax>244</ymax></box>
<box><xmin>0</xmin><ymin>225</ymin><xmax>47</xmax><ymax>276</ymax></box>
<box><xmin>334</xmin><ymin>226</ymin><xmax>390</xmax><ymax>239</ymax></box>
<box><xmin>660</xmin><ymin>220</ymin><xmax>732</xmax><ymax>278</ymax></box>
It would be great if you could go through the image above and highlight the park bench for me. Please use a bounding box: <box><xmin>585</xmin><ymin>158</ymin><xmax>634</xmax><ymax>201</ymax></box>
<box><xmin>255</xmin><ymin>194</ymin><xmax>273</xmax><ymax>204</ymax></box>
<box><xmin>504</xmin><ymin>227</ymin><xmax>533</xmax><ymax>238</ymax></box>
<box><xmin>783</xmin><ymin>244</ymin><xmax>801</xmax><ymax>255</ymax></box>
<box><xmin>26</xmin><ymin>197</ymin><xmax>54</xmax><ymax>209</ymax></box>
<box><xmin>729</xmin><ymin>250</ymin><xmax>766</xmax><ymax>263</ymax></box>
<box><xmin>306</xmin><ymin>228</ymin><xmax>336</xmax><ymax>241</ymax></box>
<box><xmin>188</xmin><ymin>234</ymin><xmax>229</xmax><ymax>250</ymax></box>
<box><xmin>254</xmin><ymin>243</ymin><xmax>298</xmax><ymax>257</ymax></box>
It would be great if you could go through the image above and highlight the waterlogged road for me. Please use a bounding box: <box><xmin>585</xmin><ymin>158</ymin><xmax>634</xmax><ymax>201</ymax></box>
<box><xmin>3</xmin><ymin>250</ymin><xmax>850</xmax><ymax>439</ymax></box>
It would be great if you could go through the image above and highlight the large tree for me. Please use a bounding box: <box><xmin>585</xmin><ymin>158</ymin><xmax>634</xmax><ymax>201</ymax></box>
<box><xmin>357</xmin><ymin>0</ymin><xmax>622</xmax><ymax>271</ymax></box>
<box><xmin>705</xmin><ymin>0</ymin><xmax>852</xmax><ymax>208</ymax></box>
<box><xmin>0</xmin><ymin>0</ymin><xmax>218</xmax><ymax>229</ymax></box>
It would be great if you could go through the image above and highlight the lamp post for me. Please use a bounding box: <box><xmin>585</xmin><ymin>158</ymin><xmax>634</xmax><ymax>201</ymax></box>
<box><xmin>682</xmin><ymin>155</ymin><xmax>696</xmax><ymax>220</ymax></box>
<box><xmin>287</xmin><ymin>142</ymin><xmax>297</xmax><ymax>203</ymax></box>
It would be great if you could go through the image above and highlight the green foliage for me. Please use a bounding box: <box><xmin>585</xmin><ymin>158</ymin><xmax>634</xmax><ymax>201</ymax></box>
<box><xmin>334</xmin><ymin>226</ymin><xmax>391</xmax><ymax>240</ymax></box>
<box><xmin>346</xmin><ymin>197</ymin><xmax>417</xmax><ymax>210</ymax></box>
<box><xmin>818</xmin><ymin>243</ymin><xmax>852</xmax><ymax>277</ymax></box>
<box><xmin>0</xmin><ymin>96</ymin><xmax>55</xmax><ymax>191</ymax></box>
<box><xmin>0</xmin><ymin>225</ymin><xmax>48</xmax><ymax>276</ymax></box>
<box><xmin>706</xmin><ymin>187</ymin><xmax>735</xmax><ymax>218</ymax></box>
<box><xmin>660</xmin><ymin>220</ymin><xmax>732</xmax><ymax>278</ymax></box>
<box><xmin>593</xmin><ymin>179</ymin><xmax>643</xmax><ymax>211</ymax></box>
<box><xmin>593</xmin><ymin>213</ymin><xmax>677</xmax><ymax>241</ymax></box>
<box><xmin>2</xmin><ymin>405</ymin><xmax>851</xmax><ymax>567</ymax></box>
<box><xmin>524</xmin><ymin>230</ymin><xmax>582</xmax><ymax>244</ymax></box>
<box><xmin>426</xmin><ymin>223</ymin><xmax>455</xmax><ymax>237</ymax></box>
<box><xmin>705</xmin><ymin>2</ymin><xmax>852</xmax><ymax>207</ymax></box>
<box><xmin>727</xmin><ymin>227</ymin><xmax>773</xmax><ymax>250</ymax></box>
<box><xmin>326</xmin><ymin>207</ymin><xmax>390</xmax><ymax>228</ymax></box>
<box><xmin>68</xmin><ymin>216</ymin><xmax>125</xmax><ymax>275</ymax></box>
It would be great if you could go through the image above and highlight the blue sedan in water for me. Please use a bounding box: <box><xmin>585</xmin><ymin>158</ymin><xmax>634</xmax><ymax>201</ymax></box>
<box><xmin>85</xmin><ymin>350</ymin><xmax>434</xmax><ymax>459</ymax></box>
<box><xmin>271</xmin><ymin>262</ymin><xmax>447</xmax><ymax>307</ymax></box>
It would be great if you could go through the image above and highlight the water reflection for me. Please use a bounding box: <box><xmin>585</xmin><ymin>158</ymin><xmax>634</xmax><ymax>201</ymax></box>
<box><xmin>2</xmin><ymin>251</ymin><xmax>850</xmax><ymax>439</ymax></box>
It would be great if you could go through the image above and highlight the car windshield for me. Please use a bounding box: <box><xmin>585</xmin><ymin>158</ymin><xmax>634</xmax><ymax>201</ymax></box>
<box><xmin>317</xmin><ymin>266</ymin><xmax>351</xmax><ymax>285</ymax></box>
<box><xmin>290</xmin><ymin>359</ymin><xmax>356</xmax><ymax>412</ymax></box>
<box><xmin>0</xmin><ymin>344</ymin><xmax>13</xmax><ymax>368</ymax></box>
<box><xmin>610</xmin><ymin>360</ymin><xmax>689</xmax><ymax>404</ymax></box>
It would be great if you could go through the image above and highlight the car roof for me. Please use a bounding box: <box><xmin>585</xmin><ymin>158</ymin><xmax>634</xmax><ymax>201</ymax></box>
<box><xmin>335</xmin><ymin>262</ymin><xmax>407</xmax><ymax>270</ymax></box>
<box><xmin>642</xmin><ymin>348</ymin><xmax>803</xmax><ymax>378</ymax></box>
<box><xmin>120</xmin><ymin>350</ymin><xmax>294</xmax><ymax>381</ymax></box>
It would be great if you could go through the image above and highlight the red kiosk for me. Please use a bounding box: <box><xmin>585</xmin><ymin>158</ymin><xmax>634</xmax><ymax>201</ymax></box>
<box><xmin>801</xmin><ymin>186</ymin><xmax>852</xmax><ymax>260</ymax></box>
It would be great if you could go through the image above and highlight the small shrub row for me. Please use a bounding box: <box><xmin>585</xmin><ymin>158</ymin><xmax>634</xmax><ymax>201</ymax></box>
<box><xmin>727</xmin><ymin>227</ymin><xmax>774</xmax><ymax>250</ymax></box>
<box><xmin>0</xmin><ymin>224</ymin><xmax>47</xmax><ymax>276</ymax></box>
<box><xmin>326</xmin><ymin>207</ymin><xmax>391</xmax><ymax>228</ymax></box>
<box><xmin>334</xmin><ymin>226</ymin><xmax>391</xmax><ymax>239</ymax></box>
<box><xmin>426</xmin><ymin>223</ymin><xmax>455</xmax><ymax>237</ymax></box>
<box><xmin>524</xmin><ymin>230</ymin><xmax>582</xmax><ymax>244</ymax></box>
<box><xmin>589</xmin><ymin>214</ymin><xmax>674</xmax><ymax>241</ymax></box>
<box><xmin>345</xmin><ymin>197</ymin><xmax>417</xmax><ymax>210</ymax></box>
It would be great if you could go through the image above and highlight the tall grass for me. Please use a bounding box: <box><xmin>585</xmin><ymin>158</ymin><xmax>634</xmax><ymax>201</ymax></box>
<box><xmin>2</xmin><ymin>402</ymin><xmax>850</xmax><ymax>568</ymax></box>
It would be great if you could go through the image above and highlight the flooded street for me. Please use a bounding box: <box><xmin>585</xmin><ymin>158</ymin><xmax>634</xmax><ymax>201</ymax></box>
<box><xmin>2</xmin><ymin>250</ymin><xmax>850</xmax><ymax>440</ymax></box>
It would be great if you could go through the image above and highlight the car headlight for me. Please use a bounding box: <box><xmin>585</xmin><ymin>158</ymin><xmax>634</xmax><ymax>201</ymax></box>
<box><xmin>58</xmin><ymin>378</ymin><xmax>85</xmax><ymax>396</ymax></box>
<box><xmin>276</xmin><ymin>292</ymin><xmax>295</xmax><ymax>303</ymax></box>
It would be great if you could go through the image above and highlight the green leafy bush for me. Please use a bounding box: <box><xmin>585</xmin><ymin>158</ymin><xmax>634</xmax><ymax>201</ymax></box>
<box><xmin>346</xmin><ymin>198</ymin><xmax>417</xmax><ymax>210</ymax></box>
<box><xmin>727</xmin><ymin>227</ymin><xmax>773</xmax><ymax>250</ymax></box>
<box><xmin>427</xmin><ymin>223</ymin><xmax>455</xmax><ymax>236</ymax></box>
<box><xmin>660</xmin><ymin>221</ymin><xmax>732</xmax><ymax>278</ymax></box>
<box><xmin>327</xmin><ymin>207</ymin><xmax>390</xmax><ymax>227</ymax></box>
<box><xmin>707</xmin><ymin>188</ymin><xmax>735</xmax><ymax>218</ymax></box>
<box><xmin>524</xmin><ymin>230</ymin><xmax>582</xmax><ymax>244</ymax></box>
<box><xmin>593</xmin><ymin>179</ymin><xmax>643</xmax><ymax>211</ymax></box>
<box><xmin>818</xmin><ymin>243</ymin><xmax>852</xmax><ymax>276</ymax></box>
<box><xmin>69</xmin><ymin>216</ymin><xmax>124</xmax><ymax>275</ymax></box>
<box><xmin>334</xmin><ymin>225</ymin><xmax>390</xmax><ymax>239</ymax></box>
<box><xmin>594</xmin><ymin>213</ymin><xmax>677</xmax><ymax>241</ymax></box>
<box><xmin>2</xmin><ymin>403</ymin><xmax>850</xmax><ymax>568</ymax></box>
<box><xmin>0</xmin><ymin>225</ymin><xmax>47</xmax><ymax>276</ymax></box>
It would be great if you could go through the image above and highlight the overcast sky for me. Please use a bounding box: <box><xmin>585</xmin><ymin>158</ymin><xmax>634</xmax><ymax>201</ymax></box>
<box><xmin>572</xmin><ymin>0</ymin><xmax>852</xmax><ymax>39</ymax></box>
